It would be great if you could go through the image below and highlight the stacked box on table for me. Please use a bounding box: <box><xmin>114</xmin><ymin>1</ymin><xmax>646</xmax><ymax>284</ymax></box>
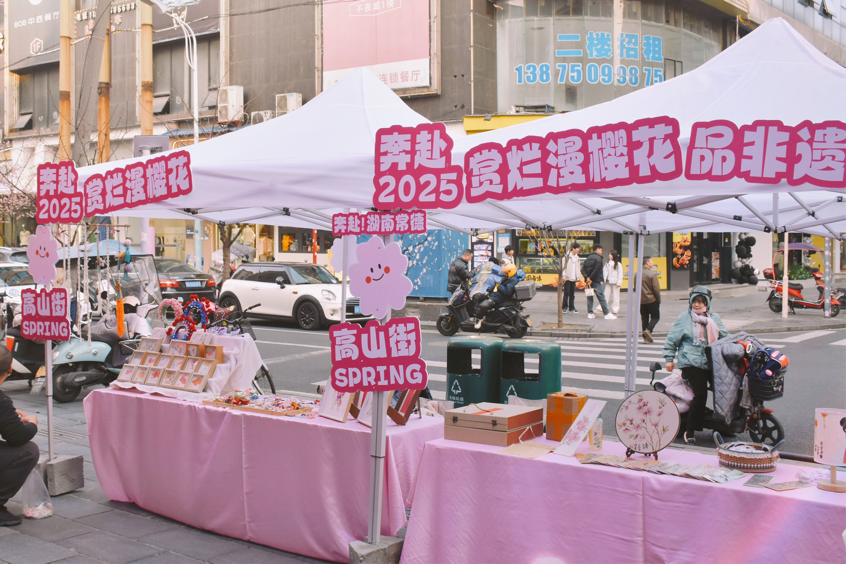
<box><xmin>444</xmin><ymin>403</ymin><xmax>543</xmax><ymax>447</ymax></box>
<box><xmin>546</xmin><ymin>392</ymin><xmax>588</xmax><ymax>441</ymax></box>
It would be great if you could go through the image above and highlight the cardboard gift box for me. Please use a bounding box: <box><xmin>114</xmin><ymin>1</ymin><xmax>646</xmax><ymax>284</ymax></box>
<box><xmin>444</xmin><ymin>403</ymin><xmax>544</xmax><ymax>447</ymax></box>
<box><xmin>546</xmin><ymin>392</ymin><xmax>588</xmax><ymax>441</ymax></box>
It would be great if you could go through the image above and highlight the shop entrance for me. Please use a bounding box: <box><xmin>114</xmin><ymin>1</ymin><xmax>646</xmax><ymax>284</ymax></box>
<box><xmin>690</xmin><ymin>233</ymin><xmax>725</xmax><ymax>285</ymax></box>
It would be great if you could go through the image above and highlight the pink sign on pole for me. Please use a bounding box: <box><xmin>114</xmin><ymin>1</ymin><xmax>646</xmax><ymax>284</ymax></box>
<box><xmin>329</xmin><ymin>318</ymin><xmax>428</xmax><ymax>393</ymax></box>
<box><xmin>373</xmin><ymin>123</ymin><xmax>464</xmax><ymax>210</ymax></box>
<box><xmin>348</xmin><ymin>236</ymin><xmax>413</xmax><ymax>319</ymax></box>
<box><xmin>20</xmin><ymin>288</ymin><xmax>71</xmax><ymax>342</ymax></box>
<box><xmin>36</xmin><ymin>151</ymin><xmax>194</xmax><ymax>224</ymax></box>
<box><xmin>332</xmin><ymin>211</ymin><xmax>427</xmax><ymax>237</ymax></box>
<box><xmin>26</xmin><ymin>225</ymin><xmax>59</xmax><ymax>286</ymax></box>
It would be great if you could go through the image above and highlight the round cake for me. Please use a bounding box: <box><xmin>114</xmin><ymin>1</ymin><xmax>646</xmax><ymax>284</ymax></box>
<box><xmin>717</xmin><ymin>441</ymin><xmax>779</xmax><ymax>473</ymax></box>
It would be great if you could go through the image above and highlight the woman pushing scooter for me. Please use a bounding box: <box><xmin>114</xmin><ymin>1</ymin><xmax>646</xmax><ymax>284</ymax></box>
<box><xmin>663</xmin><ymin>287</ymin><xmax>729</xmax><ymax>445</ymax></box>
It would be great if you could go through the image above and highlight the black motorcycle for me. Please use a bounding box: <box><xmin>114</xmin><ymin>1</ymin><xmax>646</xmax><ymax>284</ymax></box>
<box><xmin>649</xmin><ymin>361</ymin><xmax>785</xmax><ymax>446</ymax></box>
<box><xmin>436</xmin><ymin>282</ymin><xmax>533</xmax><ymax>339</ymax></box>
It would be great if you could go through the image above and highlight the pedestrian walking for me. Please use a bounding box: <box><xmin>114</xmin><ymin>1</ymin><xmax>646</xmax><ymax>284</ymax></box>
<box><xmin>596</xmin><ymin>249</ymin><xmax>623</xmax><ymax>314</ymax></box>
<box><xmin>562</xmin><ymin>243</ymin><xmax>581</xmax><ymax>314</ymax></box>
<box><xmin>639</xmin><ymin>256</ymin><xmax>661</xmax><ymax>343</ymax></box>
<box><xmin>663</xmin><ymin>287</ymin><xmax>728</xmax><ymax>444</ymax></box>
<box><xmin>0</xmin><ymin>348</ymin><xmax>40</xmax><ymax>526</ymax></box>
<box><xmin>501</xmin><ymin>245</ymin><xmax>515</xmax><ymax>266</ymax></box>
<box><xmin>447</xmin><ymin>249</ymin><xmax>473</xmax><ymax>294</ymax></box>
<box><xmin>581</xmin><ymin>245</ymin><xmax>616</xmax><ymax>320</ymax></box>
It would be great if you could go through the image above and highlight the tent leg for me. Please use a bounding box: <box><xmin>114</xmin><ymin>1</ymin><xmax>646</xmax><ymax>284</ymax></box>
<box><xmin>624</xmin><ymin>233</ymin><xmax>637</xmax><ymax>397</ymax></box>
<box><xmin>782</xmin><ymin>232</ymin><xmax>789</xmax><ymax>319</ymax></box>
<box><xmin>825</xmin><ymin>238</ymin><xmax>832</xmax><ymax>317</ymax></box>
<box><xmin>45</xmin><ymin>340</ymin><xmax>54</xmax><ymax>463</ymax></box>
<box><xmin>630</xmin><ymin>233</ymin><xmax>646</xmax><ymax>395</ymax></box>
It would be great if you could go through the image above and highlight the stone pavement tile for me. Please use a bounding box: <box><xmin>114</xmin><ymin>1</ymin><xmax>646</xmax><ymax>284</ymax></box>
<box><xmin>0</xmin><ymin>530</ymin><xmax>77</xmax><ymax>564</ymax></box>
<box><xmin>52</xmin><ymin>443</ymin><xmax>91</xmax><ymax>458</ymax></box>
<box><xmin>82</xmin><ymin>462</ymin><xmax>100</xmax><ymax>483</ymax></box>
<box><xmin>102</xmin><ymin>501</ymin><xmax>156</xmax><ymax>518</ymax></box>
<box><xmin>293</xmin><ymin>556</ymin><xmax>334</xmax><ymax>564</ymax></box>
<box><xmin>71</xmin><ymin>485</ymin><xmax>112</xmax><ymax>505</ymax></box>
<box><xmin>128</xmin><ymin>553</ymin><xmax>203</xmax><ymax>564</ymax></box>
<box><xmin>210</xmin><ymin>547</ymin><xmax>304</xmax><ymax>564</ymax></box>
<box><xmin>51</xmin><ymin>496</ymin><xmax>111</xmax><ymax>520</ymax></box>
<box><xmin>57</xmin><ymin>531</ymin><xmax>162</xmax><ymax>564</ymax></box>
<box><xmin>139</xmin><ymin>529</ymin><xmax>242</xmax><ymax>561</ymax></box>
<box><xmin>77</xmin><ymin>509</ymin><xmax>171</xmax><ymax>539</ymax></box>
<box><xmin>12</xmin><ymin>514</ymin><xmax>97</xmax><ymax>542</ymax></box>
<box><xmin>50</xmin><ymin>556</ymin><xmax>107</xmax><ymax>564</ymax></box>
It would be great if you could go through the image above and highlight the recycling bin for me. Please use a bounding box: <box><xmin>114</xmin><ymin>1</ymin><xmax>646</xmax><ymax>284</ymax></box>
<box><xmin>446</xmin><ymin>337</ymin><xmax>503</xmax><ymax>408</ymax></box>
<box><xmin>500</xmin><ymin>340</ymin><xmax>561</xmax><ymax>403</ymax></box>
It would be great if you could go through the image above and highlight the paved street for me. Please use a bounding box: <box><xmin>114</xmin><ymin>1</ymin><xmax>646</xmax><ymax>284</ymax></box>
<box><xmin>251</xmin><ymin>320</ymin><xmax>846</xmax><ymax>456</ymax></box>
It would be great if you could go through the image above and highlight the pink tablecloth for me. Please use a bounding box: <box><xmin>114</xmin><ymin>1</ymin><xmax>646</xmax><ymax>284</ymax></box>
<box><xmin>83</xmin><ymin>389</ymin><xmax>443</xmax><ymax>563</ymax></box>
<box><xmin>402</xmin><ymin>438</ymin><xmax>846</xmax><ymax>564</ymax></box>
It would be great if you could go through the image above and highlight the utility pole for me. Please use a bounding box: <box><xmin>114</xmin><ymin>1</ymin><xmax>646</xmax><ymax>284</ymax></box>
<box><xmin>58</xmin><ymin>0</ymin><xmax>73</xmax><ymax>161</ymax></box>
<box><xmin>140</xmin><ymin>1</ymin><xmax>154</xmax><ymax>135</ymax></box>
<box><xmin>97</xmin><ymin>28</ymin><xmax>111</xmax><ymax>164</ymax></box>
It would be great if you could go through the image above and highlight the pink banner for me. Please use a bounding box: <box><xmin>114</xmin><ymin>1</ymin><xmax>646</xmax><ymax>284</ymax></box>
<box><xmin>329</xmin><ymin>318</ymin><xmax>428</xmax><ymax>393</ymax></box>
<box><xmin>20</xmin><ymin>288</ymin><xmax>71</xmax><ymax>341</ymax></box>
<box><xmin>373</xmin><ymin>123</ymin><xmax>464</xmax><ymax>210</ymax></box>
<box><xmin>332</xmin><ymin>211</ymin><xmax>427</xmax><ymax>237</ymax></box>
<box><xmin>37</xmin><ymin>151</ymin><xmax>193</xmax><ymax>224</ymax></box>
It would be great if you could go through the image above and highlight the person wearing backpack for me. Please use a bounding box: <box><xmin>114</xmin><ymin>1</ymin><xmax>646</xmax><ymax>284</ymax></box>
<box><xmin>581</xmin><ymin>245</ymin><xmax>616</xmax><ymax>320</ymax></box>
<box><xmin>0</xmin><ymin>347</ymin><xmax>40</xmax><ymax>526</ymax></box>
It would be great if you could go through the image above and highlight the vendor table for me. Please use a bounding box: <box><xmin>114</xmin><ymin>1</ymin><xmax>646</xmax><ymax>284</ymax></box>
<box><xmin>84</xmin><ymin>389</ymin><xmax>443</xmax><ymax>563</ymax></box>
<box><xmin>401</xmin><ymin>438</ymin><xmax>846</xmax><ymax>564</ymax></box>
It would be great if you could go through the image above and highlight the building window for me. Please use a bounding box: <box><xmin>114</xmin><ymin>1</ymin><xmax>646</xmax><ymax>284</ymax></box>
<box><xmin>12</xmin><ymin>65</ymin><xmax>60</xmax><ymax>132</ymax></box>
<box><xmin>153</xmin><ymin>35</ymin><xmax>220</xmax><ymax>116</ymax></box>
<box><xmin>665</xmin><ymin>58</ymin><xmax>683</xmax><ymax>79</ymax></box>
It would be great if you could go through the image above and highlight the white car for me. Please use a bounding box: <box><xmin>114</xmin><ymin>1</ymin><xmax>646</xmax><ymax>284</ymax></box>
<box><xmin>0</xmin><ymin>262</ymin><xmax>38</xmax><ymax>306</ymax></box>
<box><xmin>218</xmin><ymin>262</ymin><xmax>371</xmax><ymax>330</ymax></box>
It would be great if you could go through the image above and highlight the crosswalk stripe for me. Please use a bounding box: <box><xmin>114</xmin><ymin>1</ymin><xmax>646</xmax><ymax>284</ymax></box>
<box><xmin>832</xmin><ymin>338</ymin><xmax>846</xmax><ymax>346</ymax></box>
<box><xmin>431</xmin><ymin>390</ymin><xmax>446</xmax><ymax>400</ymax></box>
<box><xmin>554</xmin><ymin>348</ymin><xmax>666</xmax><ymax>362</ymax></box>
<box><xmin>769</xmin><ymin>330</ymin><xmax>837</xmax><ymax>343</ymax></box>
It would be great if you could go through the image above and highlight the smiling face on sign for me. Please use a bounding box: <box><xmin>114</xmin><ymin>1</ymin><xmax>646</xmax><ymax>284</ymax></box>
<box><xmin>26</xmin><ymin>225</ymin><xmax>58</xmax><ymax>286</ymax></box>
<box><xmin>349</xmin><ymin>237</ymin><xmax>412</xmax><ymax>319</ymax></box>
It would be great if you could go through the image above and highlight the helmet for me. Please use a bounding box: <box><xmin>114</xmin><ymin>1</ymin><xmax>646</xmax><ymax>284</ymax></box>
<box><xmin>502</xmin><ymin>264</ymin><xmax>517</xmax><ymax>277</ymax></box>
<box><xmin>689</xmin><ymin>286</ymin><xmax>712</xmax><ymax>300</ymax></box>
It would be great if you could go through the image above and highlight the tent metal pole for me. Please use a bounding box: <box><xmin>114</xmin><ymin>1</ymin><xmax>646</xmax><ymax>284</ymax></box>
<box><xmin>782</xmin><ymin>230</ymin><xmax>789</xmax><ymax>319</ymax></box>
<box><xmin>340</xmin><ymin>208</ymin><xmax>350</xmax><ymax>324</ymax></box>
<box><xmin>630</xmin><ymin>230</ymin><xmax>646</xmax><ymax>396</ymax></box>
<box><xmin>609</xmin><ymin>218</ymin><xmax>639</xmax><ymax>233</ymax></box>
<box><xmin>552</xmin><ymin>205</ymin><xmax>649</xmax><ymax>230</ymax></box>
<box><xmin>425</xmin><ymin>216</ymin><xmax>475</xmax><ymax>235</ymax></box>
<box><xmin>487</xmin><ymin>201</ymin><xmax>543</xmax><ymax>228</ymax></box>
<box><xmin>366</xmin><ymin>233</ymin><xmax>392</xmax><ymax>546</ymax></box>
<box><xmin>825</xmin><ymin>237</ymin><xmax>832</xmax><ymax>317</ymax></box>
<box><xmin>736</xmin><ymin>196</ymin><xmax>776</xmax><ymax>231</ymax></box>
<box><xmin>788</xmin><ymin>214</ymin><xmax>846</xmax><ymax>232</ymax></box>
<box><xmin>673</xmin><ymin>210</ymin><xmax>766</xmax><ymax>232</ymax></box>
<box><xmin>624</xmin><ymin>233</ymin><xmax>637</xmax><ymax>396</ymax></box>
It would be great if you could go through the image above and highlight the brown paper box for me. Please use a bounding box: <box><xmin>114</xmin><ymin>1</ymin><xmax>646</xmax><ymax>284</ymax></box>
<box><xmin>444</xmin><ymin>422</ymin><xmax>544</xmax><ymax>447</ymax></box>
<box><xmin>546</xmin><ymin>392</ymin><xmax>588</xmax><ymax>441</ymax></box>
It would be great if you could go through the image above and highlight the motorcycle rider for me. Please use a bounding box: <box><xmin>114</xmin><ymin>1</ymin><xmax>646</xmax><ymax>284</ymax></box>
<box><xmin>663</xmin><ymin>287</ymin><xmax>729</xmax><ymax>445</ymax></box>
<box><xmin>448</xmin><ymin>250</ymin><xmax>473</xmax><ymax>294</ymax></box>
<box><xmin>474</xmin><ymin>264</ymin><xmax>523</xmax><ymax>329</ymax></box>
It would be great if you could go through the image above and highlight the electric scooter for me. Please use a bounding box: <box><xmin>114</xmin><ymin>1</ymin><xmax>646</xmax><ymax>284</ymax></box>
<box><xmin>436</xmin><ymin>282</ymin><xmax>533</xmax><ymax>339</ymax></box>
<box><xmin>764</xmin><ymin>268</ymin><xmax>841</xmax><ymax>316</ymax></box>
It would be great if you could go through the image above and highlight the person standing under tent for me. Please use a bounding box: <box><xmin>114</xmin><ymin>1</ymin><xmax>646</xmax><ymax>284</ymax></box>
<box><xmin>562</xmin><ymin>243</ymin><xmax>581</xmax><ymax>314</ymax></box>
<box><xmin>640</xmin><ymin>256</ymin><xmax>662</xmax><ymax>343</ymax></box>
<box><xmin>663</xmin><ymin>287</ymin><xmax>728</xmax><ymax>445</ymax></box>
<box><xmin>501</xmin><ymin>245</ymin><xmax>515</xmax><ymax>266</ymax></box>
<box><xmin>581</xmin><ymin>245</ymin><xmax>616</xmax><ymax>320</ymax></box>
<box><xmin>597</xmin><ymin>249</ymin><xmax>623</xmax><ymax>315</ymax></box>
<box><xmin>0</xmin><ymin>348</ymin><xmax>40</xmax><ymax>526</ymax></box>
<box><xmin>447</xmin><ymin>249</ymin><xmax>473</xmax><ymax>294</ymax></box>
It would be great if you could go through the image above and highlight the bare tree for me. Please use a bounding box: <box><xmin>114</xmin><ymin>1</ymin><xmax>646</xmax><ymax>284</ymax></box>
<box><xmin>524</xmin><ymin>228</ymin><xmax>572</xmax><ymax>328</ymax></box>
<box><xmin>218</xmin><ymin>222</ymin><xmax>247</xmax><ymax>283</ymax></box>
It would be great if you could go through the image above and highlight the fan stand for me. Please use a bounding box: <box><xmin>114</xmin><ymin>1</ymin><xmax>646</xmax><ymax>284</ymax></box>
<box><xmin>626</xmin><ymin>448</ymin><xmax>659</xmax><ymax>461</ymax></box>
<box><xmin>817</xmin><ymin>465</ymin><xmax>846</xmax><ymax>493</ymax></box>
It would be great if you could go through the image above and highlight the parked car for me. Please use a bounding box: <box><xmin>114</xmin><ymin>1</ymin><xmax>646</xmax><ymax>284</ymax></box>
<box><xmin>218</xmin><ymin>262</ymin><xmax>371</xmax><ymax>330</ymax></box>
<box><xmin>0</xmin><ymin>247</ymin><xmax>29</xmax><ymax>264</ymax></box>
<box><xmin>154</xmin><ymin>258</ymin><xmax>216</xmax><ymax>303</ymax></box>
<box><xmin>0</xmin><ymin>262</ymin><xmax>38</xmax><ymax>304</ymax></box>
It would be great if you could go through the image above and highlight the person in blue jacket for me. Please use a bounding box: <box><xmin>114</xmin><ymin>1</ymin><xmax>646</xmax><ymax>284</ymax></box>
<box><xmin>474</xmin><ymin>264</ymin><xmax>525</xmax><ymax>328</ymax></box>
<box><xmin>663</xmin><ymin>286</ymin><xmax>728</xmax><ymax>445</ymax></box>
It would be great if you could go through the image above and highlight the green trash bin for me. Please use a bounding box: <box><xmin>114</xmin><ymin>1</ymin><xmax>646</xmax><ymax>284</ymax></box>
<box><xmin>500</xmin><ymin>340</ymin><xmax>562</xmax><ymax>403</ymax></box>
<box><xmin>446</xmin><ymin>337</ymin><xmax>503</xmax><ymax>408</ymax></box>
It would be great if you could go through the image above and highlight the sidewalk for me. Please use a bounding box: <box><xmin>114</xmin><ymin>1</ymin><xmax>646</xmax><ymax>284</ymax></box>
<box><xmin>0</xmin><ymin>382</ymin><xmax>330</xmax><ymax>564</ymax></box>
<box><xmin>522</xmin><ymin>284</ymin><xmax>846</xmax><ymax>338</ymax></box>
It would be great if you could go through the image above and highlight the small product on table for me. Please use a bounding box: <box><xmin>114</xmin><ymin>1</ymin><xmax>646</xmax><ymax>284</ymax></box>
<box><xmin>717</xmin><ymin>441</ymin><xmax>779</xmax><ymax>473</ymax></box>
<box><xmin>444</xmin><ymin>403</ymin><xmax>543</xmax><ymax>447</ymax></box>
<box><xmin>207</xmin><ymin>390</ymin><xmax>318</xmax><ymax>416</ymax></box>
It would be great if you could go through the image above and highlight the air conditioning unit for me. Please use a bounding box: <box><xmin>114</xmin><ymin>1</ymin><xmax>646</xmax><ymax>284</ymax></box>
<box><xmin>276</xmin><ymin>93</ymin><xmax>302</xmax><ymax>116</ymax></box>
<box><xmin>217</xmin><ymin>85</ymin><xmax>244</xmax><ymax>123</ymax></box>
<box><xmin>250</xmin><ymin>110</ymin><xmax>273</xmax><ymax>125</ymax></box>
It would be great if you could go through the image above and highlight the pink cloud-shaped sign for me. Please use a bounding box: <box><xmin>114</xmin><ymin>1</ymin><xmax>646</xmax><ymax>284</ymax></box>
<box><xmin>27</xmin><ymin>225</ymin><xmax>59</xmax><ymax>286</ymax></box>
<box><xmin>349</xmin><ymin>237</ymin><xmax>412</xmax><ymax>319</ymax></box>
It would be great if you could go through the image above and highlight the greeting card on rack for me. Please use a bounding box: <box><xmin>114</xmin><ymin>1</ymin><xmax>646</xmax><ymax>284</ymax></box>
<box><xmin>554</xmin><ymin>399</ymin><xmax>606</xmax><ymax>457</ymax></box>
